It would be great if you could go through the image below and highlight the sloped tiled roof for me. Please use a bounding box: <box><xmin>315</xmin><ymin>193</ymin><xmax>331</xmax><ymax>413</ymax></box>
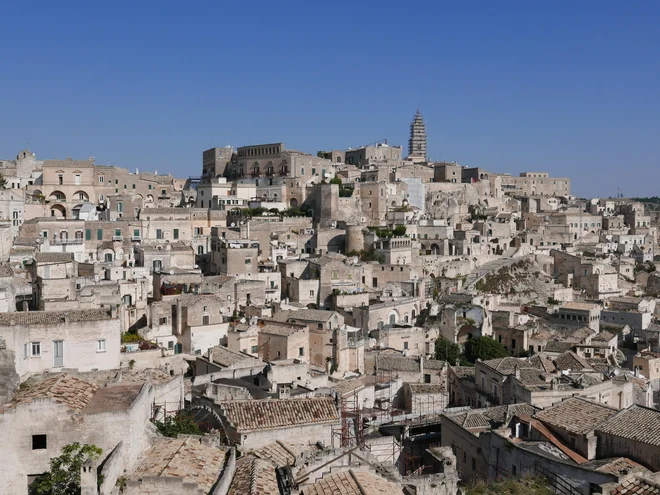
<box><xmin>0</xmin><ymin>308</ymin><xmax>112</xmax><ymax>326</ymax></box>
<box><xmin>252</xmin><ymin>440</ymin><xmax>321</xmax><ymax>468</ymax></box>
<box><xmin>227</xmin><ymin>455</ymin><xmax>279</xmax><ymax>495</ymax></box>
<box><xmin>610</xmin><ymin>476</ymin><xmax>660</xmax><ymax>495</ymax></box>
<box><xmin>596</xmin><ymin>405</ymin><xmax>660</xmax><ymax>447</ymax></box>
<box><xmin>35</xmin><ymin>252</ymin><xmax>75</xmax><ymax>263</ymax></box>
<box><xmin>375</xmin><ymin>355</ymin><xmax>420</xmax><ymax>372</ymax></box>
<box><xmin>15</xmin><ymin>374</ymin><xmax>99</xmax><ymax>411</ymax></box>
<box><xmin>132</xmin><ymin>437</ymin><xmax>227</xmax><ymax>492</ymax></box>
<box><xmin>301</xmin><ymin>469</ymin><xmax>402</xmax><ymax>495</ymax></box>
<box><xmin>481</xmin><ymin>357</ymin><xmax>539</xmax><ymax>374</ymax></box>
<box><xmin>553</xmin><ymin>351</ymin><xmax>593</xmax><ymax>372</ymax></box>
<box><xmin>535</xmin><ymin>397</ymin><xmax>617</xmax><ymax>435</ymax></box>
<box><xmin>445</xmin><ymin>403</ymin><xmax>537</xmax><ymax>431</ymax></box>
<box><xmin>221</xmin><ymin>397</ymin><xmax>339</xmax><ymax>433</ymax></box>
<box><xmin>210</xmin><ymin>346</ymin><xmax>260</xmax><ymax>367</ymax></box>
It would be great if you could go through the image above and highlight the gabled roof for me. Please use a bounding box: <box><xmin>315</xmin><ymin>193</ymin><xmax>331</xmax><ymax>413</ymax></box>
<box><xmin>228</xmin><ymin>455</ymin><xmax>279</xmax><ymax>495</ymax></box>
<box><xmin>596</xmin><ymin>405</ymin><xmax>660</xmax><ymax>447</ymax></box>
<box><xmin>301</xmin><ymin>469</ymin><xmax>403</xmax><ymax>495</ymax></box>
<box><xmin>132</xmin><ymin>437</ymin><xmax>227</xmax><ymax>492</ymax></box>
<box><xmin>535</xmin><ymin>397</ymin><xmax>617</xmax><ymax>435</ymax></box>
<box><xmin>14</xmin><ymin>374</ymin><xmax>99</xmax><ymax>411</ymax></box>
<box><xmin>220</xmin><ymin>397</ymin><xmax>339</xmax><ymax>433</ymax></box>
<box><xmin>445</xmin><ymin>403</ymin><xmax>538</xmax><ymax>432</ymax></box>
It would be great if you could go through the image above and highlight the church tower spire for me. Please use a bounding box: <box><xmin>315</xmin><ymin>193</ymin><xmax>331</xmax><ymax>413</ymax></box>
<box><xmin>408</xmin><ymin>109</ymin><xmax>427</xmax><ymax>160</ymax></box>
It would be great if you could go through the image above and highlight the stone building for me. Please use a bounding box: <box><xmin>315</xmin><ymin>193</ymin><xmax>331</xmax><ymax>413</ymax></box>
<box><xmin>0</xmin><ymin>308</ymin><xmax>121</xmax><ymax>380</ymax></box>
<box><xmin>218</xmin><ymin>396</ymin><xmax>339</xmax><ymax>449</ymax></box>
<box><xmin>408</xmin><ymin>110</ymin><xmax>427</xmax><ymax>160</ymax></box>
<box><xmin>498</xmin><ymin>172</ymin><xmax>571</xmax><ymax>197</ymax></box>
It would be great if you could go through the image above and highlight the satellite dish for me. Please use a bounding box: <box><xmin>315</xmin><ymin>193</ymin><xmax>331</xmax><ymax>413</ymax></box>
<box><xmin>169</xmin><ymin>270</ymin><xmax>174</xmax><ymax>275</ymax></box>
<box><xmin>231</xmin><ymin>223</ymin><xmax>236</xmax><ymax>227</ymax></box>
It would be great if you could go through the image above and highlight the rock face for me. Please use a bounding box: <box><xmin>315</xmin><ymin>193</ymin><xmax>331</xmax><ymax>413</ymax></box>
<box><xmin>0</xmin><ymin>339</ymin><xmax>19</xmax><ymax>403</ymax></box>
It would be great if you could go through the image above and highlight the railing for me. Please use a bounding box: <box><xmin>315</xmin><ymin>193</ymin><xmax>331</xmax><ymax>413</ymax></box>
<box><xmin>265</xmin><ymin>285</ymin><xmax>280</xmax><ymax>292</ymax></box>
<box><xmin>52</xmin><ymin>238</ymin><xmax>83</xmax><ymax>245</ymax></box>
<box><xmin>131</xmin><ymin>235</ymin><xmax>142</xmax><ymax>241</ymax></box>
<box><xmin>112</xmin><ymin>235</ymin><xmax>123</xmax><ymax>241</ymax></box>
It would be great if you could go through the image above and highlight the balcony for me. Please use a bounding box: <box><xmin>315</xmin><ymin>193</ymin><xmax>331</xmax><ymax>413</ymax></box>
<box><xmin>112</xmin><ymin>235</ymin><xmax>124</xmax><ymax>241</ymax></box>
<box><xmin>265</xmin><ymin>285</ymin><xmax>280</xmax><ymax>292</ymax></box>
<box><xmin>131</xmin><ymin>235</ymin><xmax>142</xmax><ymax>241</ymax></box>
<box><xmin>52</xmin><ymin>238</ymin><xmax>84</xmax><ymax>245</ymax></box>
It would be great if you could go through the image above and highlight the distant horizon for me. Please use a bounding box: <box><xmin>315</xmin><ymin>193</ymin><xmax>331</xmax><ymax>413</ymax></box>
<box><xmin>2</xmin><ymin>1</ymin><xmax>659</xmax><ymax>198</ymax></box>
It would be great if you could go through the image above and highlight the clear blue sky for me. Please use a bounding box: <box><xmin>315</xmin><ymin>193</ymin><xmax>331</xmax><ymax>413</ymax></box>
<box><xmin>2</xmin><ymin>1</ymin><xmax>659</xmax><ymax>197</ymax></box>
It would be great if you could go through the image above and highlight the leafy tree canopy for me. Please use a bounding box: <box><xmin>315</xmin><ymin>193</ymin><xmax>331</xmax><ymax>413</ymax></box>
<box><xmin>463</xmin><ymin>336</ymin><xmax>509</xmax><ymax>363</ymax></box>
<box><xmin>30</xmin><ymin>442</ymin><xmax>103</xmax><ymax>495</ymax></box>
<box><xmin>153</xmin><ymin>412</ymin><xmax>202</xmax><ymax>437</ymax></box>
<box><xmin>434</xmin><ymin>337</ymin><xmax>461</xmax><ymax>366</ymax></box>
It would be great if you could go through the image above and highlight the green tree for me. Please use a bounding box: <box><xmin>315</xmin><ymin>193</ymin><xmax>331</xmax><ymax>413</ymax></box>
<box><xmin>153</xmin><ymin>412</ymin><xmax>202</xmax><ymax>437</ymax></box>
<box><xmin>0</xmin><ymin>173</ymin><xmax>6</xmax><ymax>188</ymax></box>
<box><xmin>434</xmin><ymin>337</ymin><xmax>461</xmax><ymax>365</ymax></box>
<box><xmin>30</xmin><ymin>442</ymin><xmax>103</xmax><ymax>495</ymax></box>
<box><xmin>393</xmin><ymin>225</ymin><xmax>407</xmax><ymax>237</ymax></box>
<box><xmin>463</xmin><ymin>336</ymin><xmax>509</xmax><ymax>363</ymax></box>
<box><xmin>329</xmin><ymin>176</ymin><xmax>342</xmax><ymax>185</ymax></box>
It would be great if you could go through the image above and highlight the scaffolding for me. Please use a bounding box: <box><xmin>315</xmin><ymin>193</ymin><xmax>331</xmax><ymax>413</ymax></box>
<box><xmin>332</xmin><ymin>389</ymin><xmax>363</xmax><ymax>449</ymax></box>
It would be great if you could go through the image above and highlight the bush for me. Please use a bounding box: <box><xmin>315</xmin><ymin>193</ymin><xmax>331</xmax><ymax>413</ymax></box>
<box><xmin>121</xmin><ymin>332</ymin><xmax>143</xmax><ymax>343</ymax></box>
<box><xmin>153</xmin><ymin>412</ymin><xmax>202</xmax><ymax>437</ymax></box>
<box><xmin>463</xmin><ymin>336</ymin><xmax>509</xmax><ymax>363</ymax></box>
<box><xmin>329</xmin><ymin>176</ymin><xmax>342</xmax><ymax>185</ymax></box>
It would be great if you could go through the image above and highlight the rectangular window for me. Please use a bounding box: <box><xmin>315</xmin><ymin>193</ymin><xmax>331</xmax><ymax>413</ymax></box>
<box><xmin>173</xmin><ymin>229</ymin><xmax>179</xmax><ymax>240</ymax></box>
<box><xmin>32</xmin><ymin>435</ymin><xmax>47</xmax><ymax>450</ymax></box>
<box><xmin>74</xmin><ymin>174</ymin><xmax>81</xmax><ymax>185</ymax></box>
<box><xmin>115</xmin><ymin>229</ymin><xmax>121</xmax><ymax>238</ymax></box>
<box><xmin>203</xmin><ymin>315</ymin><xmax>210</xmax><ymax>325</ymax></box>
<box><xmin>168</xmin><ymin>341</ymin><xmax>174</xmax><ymax>350</ymax></box>
<box><xmin>97</xmin><ymin>340</ymin><xmax>106</xmax><ymax>352</ymax></box>
<box><xmin>245</xmin><ymin>257</ymin><xmax>252</xmax><ymax>265</ymax></box>
<box><xmin>132</xmin><ymin>184</ymin><xmax>136</xmax><ymax>189</ymax></box>
<box><xmin>331</xmin><ymin>270</ymin><xmax>339</xmax><ymax>280</ymax></box>
<box><xmin>123</xmin><ymin>184</ymin><xmax>127</xmax><ymax>189</ymax></box>
<box><xmin>403</xmin><ymin>341</ymin><xmax>409</xmax><ymax>350</ymax></box>
<box><xmin>251</xmin><ymin>345</ymin><xmax>258</xmax><ymax>354</ymax></box>
<box><xmin>161</xmin><ymin>189</ymin><xmax>167</xmax><ymax>196</ymax></box>
<box><xmin>97</xmin><ymin>229</ymin><xmax>103</xmax><ymax>240</ymax></box>
<box><xmin>85</xmin><ymin>229</ymin><xmax>91</xmax><ymax>241</ymax></box>
<box><xmin>117</xmin><ymin>202</ymin><xmax>123</xmax><ymax>212</ymax></box>
<box><xmin>159</xmin><ymin>317</ymin><xmax>168</xmax><ymax>325</ymax></box>
<box><xmin>148</xmin><ymin>184</ymin><xmax>152</xmax><ymax>190</ymax></box>
<box><xmin>299</xmin><ymin>347</ymin><xmax>304</xmax><ymax>357</ymax></box>
<box><xmin>309</xmin><ymin>290</ymin><xmax>315</xmax><ymax>297</ymax></box>
<box><xmin>98</xmin><ymin>176</ymin><xmax>104</xmax><ymax>183</ymax></box>
<box><xmin>99</xmin><ymin>194</ymin><xmax>104</xmax><ymax>202</ymax></box>
<box><xmin>156</xmin><ymin>229</ymin><xmax>163</xmax><ymax>239</ymax></box>
<box><xmin>134</xmin><ymin>229</ymin><xmax>140</xmax><ymax>238</ymax></box>
<box><xmin>31</xmin><ymin>342</ymin><xmax>41</xmax><ymax>356</ymax></box>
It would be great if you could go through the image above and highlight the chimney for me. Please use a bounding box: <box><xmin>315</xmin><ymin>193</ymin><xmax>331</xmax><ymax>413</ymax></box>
<box><xmin>207</xmin><ymin>347</ymin><xmax>213</xmax><ymax>363</ymax></box>
<box><xmin>110</xmin><ymin>305</ymin><xmax>117</xmax><ymax>318</ymax></box>
<box><xmin>419</xmin><ymin>355</ymin><xmax>424</xmax><ymax>376</ymax></box>
<box><xmin>514</xmin><ymin>365</ymin><xmax>520</xmax><ymax>380</ymax></box>
<box><xmin>80</xmin><ymin>457</ymin><xmax>98</xmax><ymax>495</ymax></box>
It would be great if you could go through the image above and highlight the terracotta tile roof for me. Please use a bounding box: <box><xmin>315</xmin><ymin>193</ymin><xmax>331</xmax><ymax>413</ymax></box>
<box><xmin>535</xmin><ymin>397</ymin><xmax>617</xmax><ymax>435</ymax></box>
<box><xmin>220</xmin><ymin>397</ymin><xmax>339</xmax><ymax>433</ymax></box>
<box><xmin>301</xmin><ymin>469</ymin><xmax>402</xmax><ymax>495</ymax></box>
<box><xmin>15</xmin><ymin>374</ymin><xmax>99</xmax><ymax>411</ymax></box>
<box><xmin>451</xmin><ymin>366</ymin><xmax>476</xmax><ymax>379</ymax></box>
<box><xmin>227</xmin><ymin>455</ymin><xmax>279</xmax><ymax>495</ymax></box>
<box><xmin>481</xmin><ymin>357</ymin><xmax>539</xmax><ymax>374</ymax></box>
<box><xmin>528</xmin><ymin>354</ymin><xmax>557</xmax><ymax>373</ymax></box>
<box><xmin>210</xmin><ymin>346</ymin><xmax>261</xmax><ymax>367</ymax></box>
<box><xmin>424</xmin><ymin>359</ymin><xmax>446</xmax><ymax>370</ymax></box>
<box><xmin>553</xmin><ymin>351</ymin><xmax>593</xmax><ymax>372</ymax></box>
<box><xmin>0</xmin><ymin>308</ymin><xmax>112</xmax><ymax>326</ymax></box>
<box><xmin>582</xmin><ymin>457</ymin><xmax>644</xmax><ymax>476</ymax></box>
<box><xmin>610</xmin><ymin>476</ymin><xmax>660</xmax><ymax>495</ymax></box>
<box><xmin>252</xmin><ymin>440</ymin><xmax>321</xmax><ymax>467</ymax></box>
<box><xmin>132</xmin><ymin>437</ymin><xmax>227</xmax><ymax>492</ymax></box>
<box><xmin>259</xmin><ymin>321</ymin><xmax>308</xmax><ymax>337</ymax></box>
<box><xmin>375</xmin><ymin>355</ymin><xmax>420</xmax><ymax>372</ymax></box>
<box><xmin>35</xmin><ymin>252</ymin><xmax>75</xmax><ymax>263</ymax></box>
<box><xmin>596</xmin><ymin>405</ymin><xmax>660</xmax><ymax>447</ymax></box>
<box><xmin>445</xmin><ymin>403</ymin><xmax>537</xmax><ymax>431</ymax></box>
